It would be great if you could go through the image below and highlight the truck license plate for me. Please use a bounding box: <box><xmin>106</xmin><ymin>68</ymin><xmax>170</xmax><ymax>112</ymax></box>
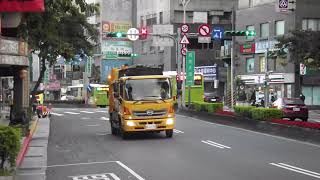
<box><xmin>145</xmin><ymin>124</ymin><xmax>156</xmax><ymax>129</ymax></box>
<box><xmin>293</xmin><ymin>108</ymin><xmax>300</xmax><ymax>111</ymax></box>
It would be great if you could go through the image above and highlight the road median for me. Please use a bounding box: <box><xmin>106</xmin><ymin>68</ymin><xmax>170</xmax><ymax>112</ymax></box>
<box><xmin>177</xmin><ymin>109</ymin><xmax>320</xmax><ymax>145</ymax></box>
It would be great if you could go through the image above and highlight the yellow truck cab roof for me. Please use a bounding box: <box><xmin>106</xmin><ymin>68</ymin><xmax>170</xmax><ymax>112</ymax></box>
<box><xmin>120</xmin><ymin>75</ymin><xmax>171</xmax><ymax>81</ymax></box>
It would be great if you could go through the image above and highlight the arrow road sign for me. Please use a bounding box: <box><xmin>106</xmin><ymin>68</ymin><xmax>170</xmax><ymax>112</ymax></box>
<box><xmin>180</xmin><ymin>35</ymin><xmax>190</xmax><ymax>44</ymax></box>
<box><xmin>198</xmin><ymin>24</ymin><xmax>211</xmax><ymax>37</ymax></box>
<box><xmin>181</xmin><ymin>24</ymin><xmax>190</xmax><ymax>33</ymax></box>
<box><xmin>127</xmin><ymin>28</ymin><xmax>139</xmax><ymax>41</ymax></box>
<box><xmin>181</xmin><ymin>47</ymin><xmax>187</xmax><ymax>56</ymax></box>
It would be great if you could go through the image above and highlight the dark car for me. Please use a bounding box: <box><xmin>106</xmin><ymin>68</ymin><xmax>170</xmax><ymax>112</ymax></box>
<box><xmin>272</xmin><ymin>98</ymin><xmax>309</xmax><ymax>121</ymax></box>
<box><xmin>203</xmin><ymin>92</ymin><xmax>221</xmax><ymax>103</ymax></box>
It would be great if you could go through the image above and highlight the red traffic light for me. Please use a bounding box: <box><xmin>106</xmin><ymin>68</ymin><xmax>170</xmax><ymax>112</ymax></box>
<box><xmin>139</xmin><ymin>27</ymin><xmax>148</xmax><ymax>40</ymax></box>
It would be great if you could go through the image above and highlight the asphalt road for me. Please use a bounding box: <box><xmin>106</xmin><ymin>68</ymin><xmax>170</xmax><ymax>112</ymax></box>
<box><xmin>46</xmin><ymin>108</ymin><xmax>320</xmax><ymax>180</ymax></box>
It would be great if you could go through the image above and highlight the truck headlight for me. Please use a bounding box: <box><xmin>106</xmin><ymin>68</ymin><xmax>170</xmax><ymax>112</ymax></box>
<box><xmin>126</xmin><ymin>121</ymin><xmax>135</xmax><ymax>127</ymax></box>
<box><xmin>166</xmin><ymin>118</ymin><xmax>174</xmax><ymax>125</ymax></box>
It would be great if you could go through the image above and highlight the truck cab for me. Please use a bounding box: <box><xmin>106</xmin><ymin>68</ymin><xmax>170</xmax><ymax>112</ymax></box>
<box><xmin>108</xmin><ymin>65</ymin><xmax>175</xmax><ymax>139</ymax></box>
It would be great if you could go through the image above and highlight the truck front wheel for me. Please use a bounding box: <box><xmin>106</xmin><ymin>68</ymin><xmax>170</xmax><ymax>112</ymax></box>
<box><xmin>165</xmin><ymin>130</ymin><xmax>173</xmax><ymax>138</ymax></box>
<box><xmin>120</xmin><ymin>128</ymin><xmax>129</xmax><ymax>139</ymax></box>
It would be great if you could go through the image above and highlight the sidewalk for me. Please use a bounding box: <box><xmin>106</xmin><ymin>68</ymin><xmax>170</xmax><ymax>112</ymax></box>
<box><xmin>0</xmin><ymin>106</ymin><xmax>10</xmax><ymax>126</ymax></box>
<box><xmin>15</xmin><ymin>117</ymin><xmax>50</xmax><ymax>180</ymax></box>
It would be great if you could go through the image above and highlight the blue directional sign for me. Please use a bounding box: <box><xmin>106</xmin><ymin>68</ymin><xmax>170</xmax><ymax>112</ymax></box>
<box><xmin>212</xmin><ymin>27</ymin><xmax>224</xmax><ymax>40</ymax></box>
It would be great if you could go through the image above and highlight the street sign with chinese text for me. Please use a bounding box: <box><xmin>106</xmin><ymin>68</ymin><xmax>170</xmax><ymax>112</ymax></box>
<box><xmin>212</xmin><ymin>27</ymin><xmax>224</xmax><ymax>39</ymax></box>
<box><xmin>186</xmin><ymin>51</ymin><xmax>195</xmax><ymax>86</ymax></box>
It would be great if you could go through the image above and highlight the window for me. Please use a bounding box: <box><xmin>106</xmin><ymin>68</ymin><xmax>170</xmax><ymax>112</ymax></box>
<box><xmin>275</xmin><ymin>20</ymin><xmax>285</xmax><ymax>35</ymax></box>
<box><xmin>259</xmin><ymin>56</ymin><xmax>265</xmax><ymax>72</ymax></box>
<box><xmin>246</xmin><ymin>58</ymin><xmax>254</xmax><ymax>73</ymax></box>
<box><xmin>159</xmin><ymin>12</ymin><xmax>163</xmax><ymax>24</ymax></box>
<box><xmin>260</xmin><ymin>23</ymin><xmax>269</xmax><ymax>38</ymax></box>
<box><xmin>302</xmin><ymin>19</ymin><xmax>320</xmax><ymax>31</ymax></box>
<box><xmin>246</xmin><ymin>25</ymin><xmax>255</xmax><ymax>39</ymax></box>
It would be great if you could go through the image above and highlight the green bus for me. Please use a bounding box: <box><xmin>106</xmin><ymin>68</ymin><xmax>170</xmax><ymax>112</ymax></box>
<box><xmin>185</xmin><ymin>74</ymin><xmax>204</xmax><ymax>103</ymax></box>
<box><xmin>90</xmin><ymin>84</ymin><xmax>109</xmax><ymax>107</ymax></box>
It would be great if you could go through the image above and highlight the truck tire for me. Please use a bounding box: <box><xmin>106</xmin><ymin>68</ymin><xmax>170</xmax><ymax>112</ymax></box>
<box><xmin>120</xmin><ymin>128</ymin><xmax>129</xmax><ymax>139</ymax></box>
<box><xmin>165</xmin><ymin>130</ymin><xmax>173</xmax><ymax>138</ymax></box>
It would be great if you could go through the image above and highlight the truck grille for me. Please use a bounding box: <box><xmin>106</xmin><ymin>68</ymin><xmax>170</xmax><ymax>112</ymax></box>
<box><xmin>133</xmin><ymin>109</ymin><xmax>167</xmax><ymax>117</ymax></box>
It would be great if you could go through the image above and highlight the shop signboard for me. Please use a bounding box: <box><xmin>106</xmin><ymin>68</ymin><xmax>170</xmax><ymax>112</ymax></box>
<box><xmin>240</xmin><ymin>43</ymin><xmax>255</xmax><ymax>54</ymax></box>
<box><xmin>255</xmin><ymin>40</ymin><xmax>279</xmax><ymax>53</ymax></box>
<box><xmin>0</xmin><ymin>0</ymin><xmax>44</xmax><ymax>12</ymax></box>
<box><xmin>195</xmin><ymin>65</ymin><xmax>218</xmax><ymax>82</ymax></box>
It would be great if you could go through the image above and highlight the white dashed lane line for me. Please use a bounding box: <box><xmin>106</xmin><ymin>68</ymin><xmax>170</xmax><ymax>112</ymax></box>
<box><xmin>80</xmin><ymin>111</ymin><xmax>95</xmax><ymax>114</ymax></box>
<box><xmin>65</xmin><ymin>112</ymin><xmax>80</xmax><ymax>115</ymax></box>
<box><xmin>173</xmin><ymin>129</ymin><xmax>184</xmax><ymax>134</ymax></box>
<box><xmin>51</xmin><ymin>112</ymin><xmax>64</xmax><ymax>116</ymax></box>
<box><xmin>201</xmin><ymin>140</ymin><xmax>231</xmax><ymax>149</ymax></box>
<box><xmin>270</xmin><ymin>162</ymin><xmax>320</xmax><ymax>179</ymax></box>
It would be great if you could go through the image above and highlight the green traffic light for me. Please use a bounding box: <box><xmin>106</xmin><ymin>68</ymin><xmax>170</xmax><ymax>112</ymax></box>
<box><xmin>116</xmin><ymin>32</ymin><xmax>123</xmax><ymax>38</ymax></box>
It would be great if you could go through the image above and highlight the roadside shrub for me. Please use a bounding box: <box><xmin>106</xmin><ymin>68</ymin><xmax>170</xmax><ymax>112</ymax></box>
<box><xmin>251</xmin><ymin>108</ymin><xmax>283</xmax><ymax>121</ymax></box>
<box><xmin>207</xmin><ymin>103</ymin><xmax>223</xmax><ymax>113</ymax></box>
<box><xmin>234</xmin><ymin>106</ymin><xmax>256</xmax><ymax>118</ymax></box>
<box><xmin>193</xmin><ymin>101</ymin><xmax>207</xmax><ymax>112</ymax></box>
<box><xmin>193</xmin><ymin>101</ymin><xmax>223</xmax><ymax>113</ymax></box>
<box><xmin>0</xmin><ymin>126</ymin><xmax>21</xmax><ymax>172</ymax></box>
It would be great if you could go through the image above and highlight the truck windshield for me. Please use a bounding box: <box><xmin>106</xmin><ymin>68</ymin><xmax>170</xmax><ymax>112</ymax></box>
<box><xmin>125</xmin><ymin>78</ymin><xmax>171</xmax><ymax>101</ymax></box>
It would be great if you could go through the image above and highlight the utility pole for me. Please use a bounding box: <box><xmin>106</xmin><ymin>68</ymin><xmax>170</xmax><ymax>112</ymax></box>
<box><xmin>230</xmin><ymin>6</ymin><xmax>236</xmax><ymax>109</ymax></box>
<box><xmin>180</xmin><ymin>0</ymin><xmax>190</xmax><ymax>109</ymax></box>
<box><xmin>264</xmin><ymin>24</ymin><xmax>271</xmax><ymax>108</ymax></box>
<box><xmin>177</xmin><ymin>28</ymin><xmax>182</xmax><ymax>109</ymax></box>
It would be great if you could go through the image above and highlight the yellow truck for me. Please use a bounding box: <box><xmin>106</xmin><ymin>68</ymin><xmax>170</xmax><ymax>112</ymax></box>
<box><xmin>108</xmin><ymin>65</ymin><xmax>176</xmax><ymax>139</ymax></box>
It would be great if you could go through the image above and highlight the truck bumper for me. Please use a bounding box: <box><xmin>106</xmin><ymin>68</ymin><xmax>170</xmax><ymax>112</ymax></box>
<box><xmin>123</xmin><ymin>118</ymin><xmax>175</xmax><ymax>132</ymax></box>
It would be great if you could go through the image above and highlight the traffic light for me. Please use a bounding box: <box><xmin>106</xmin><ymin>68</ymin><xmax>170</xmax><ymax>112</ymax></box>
<box><xmin>106</xmin><ymin>32</ymin><xmax>126</xmax><ymax>38</ymax></box>
<box><xmin>139</xmin><ymin>27</ymin><xmax>148</xmax><ymax>40</ymax></box>
<box><xmin>117</xmin><ymin>52</ymin><xmax>140</xmax><ymax>58</ymax></box>
<box><xmin>224</xmin><ymin>30</ymin><xmax>256</xmax><ymax>37</ymax></box>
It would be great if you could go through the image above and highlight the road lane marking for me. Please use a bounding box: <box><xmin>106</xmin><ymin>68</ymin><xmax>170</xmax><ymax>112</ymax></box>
<box><xmin>116</xmin><ymin>161</ymin><xmax>145</xmax><ymax>180</ymax></box>
<box><xmin>18</xmin><ymin>172</ymin><xmax>45</xmax><ymax>176</ymax></box>
<box><xmin>177</xmin><ymin>114</ymin><xmax>320</xmax><ymax>148</ymax></box>
<box><xmin>270</xmin><ymin>163</ymin><xmax>320</xmax><ymax>179</ymax></box>
<box><xmin>201</xmin><ymin>140</ymin><xmax>224</xmax><ymax>149</ymax></box>
<box><xmin>80</xmin><ymin>111</ymin><xmax>95</xmax><ymax>114</ymax></box>
<box><xmin>70</xmin><ymin>173</ymin><xmax>120</xmax><ymax>180</ymax></box>
<box><xmin>96</xmin><ymin>132</ymin><xmax>111</xmax><ymax>136</ymax></box>
<box><xmin>86</xmin><ymin>124</ymin><xmax>101</xmax><ymax>127</ymax></box>
<box><xmin>96</xmin><ymin>110</ymin><xmax>107</xmax><ymax>113</ymax></box>
<box><xmin>206</xmin><ymin>140</ymin><xmax>231</xmax><ymax>149</ymax></box>
<box><xmin>46</xmin><ymin>161</ymin><xmax>117</xmax><ymax>168</ymax></box>
<box><xmin>51</xmin><ymin>112</ymin><xmax>64</xmax><ymax>116</ymax></box>
<box><xmin>65</xmin><ymin>112</ymin><xmax>80</xmax><ymax>115</ymax></box>
<box><xmin>201</xmin><ymin>140</ymin><xmax>231</xmax><ymax>149</ymax></box>
<box><xmin>101</xmin><ymin>117</ymin><xmax>109</xmax><ymax>121</ymax></box>
<box><xmin>173</xmin><ymin>129</ymin><xmax>184</xmax><ymax>133</ymax></box>
<box><xmin>81</xmin><ymin>117</ymin><xmax>90</xmax><ymax>120</ymax></box>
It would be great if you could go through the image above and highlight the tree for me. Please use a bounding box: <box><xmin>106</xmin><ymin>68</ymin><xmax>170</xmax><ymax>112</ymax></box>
<box><xmin>276</xmin><ymin>30</ymin><xmax>320</xmax><ymax>67</ymax></box>
<box><xmin>275</xmin><ymin>30</ymin><xmax>320</xmax><ymax>96</ymax></box>
<box><xmin>18</xmin><ymin>0</ymin><xmax>99</xmax><ymax>105</ymax></box>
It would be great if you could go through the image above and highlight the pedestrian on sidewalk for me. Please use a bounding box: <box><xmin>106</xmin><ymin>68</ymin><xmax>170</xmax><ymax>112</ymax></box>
<box><xmin>300</xmin><ymin>93</ymin><xmax>305</xmax><ymax>103</ymax></box>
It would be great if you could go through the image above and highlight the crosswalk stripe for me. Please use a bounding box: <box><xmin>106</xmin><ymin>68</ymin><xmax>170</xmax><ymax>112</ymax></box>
<box><xmin>100</xmin><ymin>117</ymin><xmax>109</xmax><ymax>121</ymax></box>
<box><xmin>65</xmin><ymin>112</ymin><xmax>80</xmax><ymax>115</ymax></box>
<box><xmin>51</xmin><ymin>112</ymin><xmax>63</xmax><ymax>116</ymax></box>
<box><xmin>80</xmin><ymin>111</ymin><xmax>95</xmax><ymax>114</ymax></box>
<box><xmin>96</xmin><ymin>111</ymin><xmax>106</xmax><ymax>113</ymax></box>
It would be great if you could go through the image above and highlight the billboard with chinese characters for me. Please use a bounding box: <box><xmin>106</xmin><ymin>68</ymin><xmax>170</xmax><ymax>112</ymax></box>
<box><xmin>0</xmin><ymin>0</ymin><xmax>44</xmax><ymax>12</ymax></box>
<box><xmin>101</xmin><ymin>41</ymin><xmax>133</xmax><ymax>59</ymax></box>
<box><xmin>195</xmin><ymin>65</ymin><xmax>218</xmax><ymax>82</ymax></box>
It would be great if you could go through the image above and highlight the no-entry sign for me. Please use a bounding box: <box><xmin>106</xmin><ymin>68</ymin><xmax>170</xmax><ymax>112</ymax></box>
<box><xmin>198</xmin><ymin>24</ymin><xmax>211</xmax><ymax>37</ymax></box>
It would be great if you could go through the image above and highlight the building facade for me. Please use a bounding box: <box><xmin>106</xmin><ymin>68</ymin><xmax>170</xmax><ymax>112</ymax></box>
<box><xmin>235</xmin><ymin>0</ymin><xmax>320</xmax><ymax>105</ymax></box>
<box><xmin>134</xmin><ymin>0</ymin><xmax>237</xmax><ymax>95</ymax></box>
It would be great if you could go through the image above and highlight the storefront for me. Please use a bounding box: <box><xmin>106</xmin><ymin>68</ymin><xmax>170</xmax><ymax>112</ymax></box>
<box><xmin>239</xmin><ymin>73</ymin><xmax>295</xmax><ymax>101</ymax></box>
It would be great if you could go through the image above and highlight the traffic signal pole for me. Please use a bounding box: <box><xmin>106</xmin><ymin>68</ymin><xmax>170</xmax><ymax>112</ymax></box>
<box><xmin>231</xmin><ymin>6</ymin><xmax>235</xmax><ymax>109</ymax></box>
<box><xmin>181</xmin><ymin>0</ymin><xmax>190</xmax><ymax>109</ymax></box>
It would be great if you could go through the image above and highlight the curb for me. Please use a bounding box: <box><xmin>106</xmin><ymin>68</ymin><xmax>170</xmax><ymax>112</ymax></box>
<box><xmin>16</xmin><ymin>117</ymin><xmax>39</xmax><ymax>167</ymax></box>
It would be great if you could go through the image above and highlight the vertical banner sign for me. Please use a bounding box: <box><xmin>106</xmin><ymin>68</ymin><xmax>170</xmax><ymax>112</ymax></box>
<box><xmin>85</xmin><ymin>57</ymin><xmax>92</xmax><ymax>77</ymax></box>
<box><xmin>186</xmin><ymin>51</ymin><xmax>195</xmax><ymax>86</ymax></box>
<box><xmin>0</xmin><ymin>0</ymin><xmax>45</xmax><ymax>12</ymax></box>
